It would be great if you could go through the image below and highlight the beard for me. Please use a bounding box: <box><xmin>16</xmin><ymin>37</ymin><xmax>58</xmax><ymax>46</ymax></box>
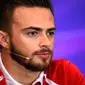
<box><xmin>10</xmin><ymin>43</ymin><xmax>53</xmax><ymax>72</ymax></box>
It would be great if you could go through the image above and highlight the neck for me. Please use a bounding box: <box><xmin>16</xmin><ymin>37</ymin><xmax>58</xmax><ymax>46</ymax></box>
<box><xmin>1</xmin><ymin>49</ymin><xmax>40</xmax><ymax>85</ymax></box>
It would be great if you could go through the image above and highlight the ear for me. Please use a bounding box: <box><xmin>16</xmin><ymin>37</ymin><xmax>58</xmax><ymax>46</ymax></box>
<box><xmin>0</xmin><ymin>31</ymin><xmax>10</xmax><ymax>49</ymax></box>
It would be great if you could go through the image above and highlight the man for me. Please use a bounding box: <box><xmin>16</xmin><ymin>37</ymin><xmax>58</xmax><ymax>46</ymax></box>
<box><xmin>0</xmin><ymin>0</ymin><xmax>84</xmax><ymax>85</ymax></box>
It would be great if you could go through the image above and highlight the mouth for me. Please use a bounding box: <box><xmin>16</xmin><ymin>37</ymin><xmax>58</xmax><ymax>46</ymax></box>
<box><xmin>35</xmin><ymin>52</ymin><xmax>51</xmax><ymax>59</ymax></box>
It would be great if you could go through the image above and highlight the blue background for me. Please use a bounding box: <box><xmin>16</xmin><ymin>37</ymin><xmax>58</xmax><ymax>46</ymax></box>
<box><xmin>52</xmin><ymin>0</ymin><xmax>85</xmax><ymax>76</ymax></box>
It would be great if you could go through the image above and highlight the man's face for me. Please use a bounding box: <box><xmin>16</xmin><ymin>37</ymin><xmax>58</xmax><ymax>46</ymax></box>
<box><xmin>10</xmin><ymin>6</ymin><xmax>55</xmax><ymax>71</ymax></box>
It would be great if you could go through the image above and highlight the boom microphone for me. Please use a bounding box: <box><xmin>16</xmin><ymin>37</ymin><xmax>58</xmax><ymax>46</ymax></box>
<box><xmin>9</xmin><ymin>51</ymin><xmax>30</xmax><ymax>60</ymax></box>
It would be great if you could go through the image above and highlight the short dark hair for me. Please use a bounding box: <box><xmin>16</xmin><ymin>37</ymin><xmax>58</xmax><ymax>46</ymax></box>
<box><xmin>0</xmin><ymin>0</ymin><xmax>54</xmax><ymax>33</ymax></box>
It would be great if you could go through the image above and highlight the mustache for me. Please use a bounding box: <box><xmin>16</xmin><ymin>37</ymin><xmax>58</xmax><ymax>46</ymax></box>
<box><xmin>32</xmin><ymin>48</ymin><xmax>52</xmax><ymax>55</ymax></box>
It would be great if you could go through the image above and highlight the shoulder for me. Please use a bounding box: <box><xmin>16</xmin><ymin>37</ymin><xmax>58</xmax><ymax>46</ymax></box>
<box><xmin>48</xmin><ymin>58</ymin><xmax>84</xmax><ymax>74</ymax></box>
<box><xmin>44</xmin><ymin>59</ymin><xmax>85</xmax><ymax>85</ymax></box>
<box><xmin>45</xmin><ymin>58</ymin><xmax>71</xmax><ymax>74</ymax></box>
<box><xmin>47</xmin><ymin>58</ymin><xmax>71</xmax><ymax>71</ymax></box>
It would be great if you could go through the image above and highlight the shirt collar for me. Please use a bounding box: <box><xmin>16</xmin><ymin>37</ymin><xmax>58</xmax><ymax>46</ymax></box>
<box><xmin>32</xmin><ymin>72</ymin><xmax>44</xmax><ymax>85</ymax></box>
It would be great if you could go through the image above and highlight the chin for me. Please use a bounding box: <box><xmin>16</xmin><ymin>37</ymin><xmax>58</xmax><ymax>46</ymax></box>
<box><xmin>26</xmin><ymin>63</ymin><xmax>49</xmax><ymax>71</ymax></box>
<box><xmin>24</xmin><ymin>59</ymin><xmax>51</xmax><ymax>71</ymax></box>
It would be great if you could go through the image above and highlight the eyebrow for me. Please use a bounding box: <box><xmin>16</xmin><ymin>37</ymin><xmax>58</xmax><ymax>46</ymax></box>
<box><xmin>21</xmin><ymin>26</ymin><xmax>56</xmax><ymax>32</ymax></box>
<box><xmin>47</xmin><ymin>28</ymin><xmax>56</xmax><ymax>32</ymax></box>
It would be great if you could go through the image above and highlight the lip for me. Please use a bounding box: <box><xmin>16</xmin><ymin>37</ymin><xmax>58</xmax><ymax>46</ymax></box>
<box><xmin>36</xmin><ymin>52</ymin><xmax>51</xmax><ymax>55</ymax></box>
<box><xmin>36</xmin><ymin>53</ymin><xmax>50</xmax><ymax>59</ymax></box>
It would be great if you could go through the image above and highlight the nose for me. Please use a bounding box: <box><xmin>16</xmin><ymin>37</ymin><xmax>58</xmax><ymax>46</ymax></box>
<box><xmin>39</xmin><ymin>34</ymin><xmax>50</xmax><ymax>47</ymax></box>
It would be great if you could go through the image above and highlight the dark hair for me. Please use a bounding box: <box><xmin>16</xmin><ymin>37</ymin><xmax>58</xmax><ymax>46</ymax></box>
<box><xmin>0</xmin><ymin>0</ymin><xmax>54</xmax><ymax>33</ymax></box>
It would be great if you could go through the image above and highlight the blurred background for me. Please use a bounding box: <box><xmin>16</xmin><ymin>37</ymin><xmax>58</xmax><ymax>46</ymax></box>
<box><xmin>52</xmin><ymin>0</ymin><xmax>85</xmax><ymax>76</ymax></box>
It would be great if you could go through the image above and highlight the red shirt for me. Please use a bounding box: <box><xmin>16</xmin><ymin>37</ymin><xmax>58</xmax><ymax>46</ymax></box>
<box><xmin>0</xmin><ymin>59</ymin><xmax>85</xmax><ymax>85</ymax></box>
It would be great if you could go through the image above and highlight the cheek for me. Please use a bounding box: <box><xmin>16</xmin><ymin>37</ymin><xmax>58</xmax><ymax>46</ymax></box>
<box><xmin>11</xmin><ymin>30</ymin><xmax>38</xmax><ymax>56</ymax></box>
<box><xmin>17</xmin><ymin>35</ymin><xmax>38</xmax><ymax>53</ymax></box>
<box><xmin>50</xmin><ymin>38</ymin><xmax>54</xmax><ymax>50</ymax></box>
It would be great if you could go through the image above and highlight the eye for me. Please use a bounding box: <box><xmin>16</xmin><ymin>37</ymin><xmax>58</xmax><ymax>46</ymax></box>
<box><xmin>26</xmin><ymin>31</ymin><xmax>38</xmax><ymax>37</ymax></box>
<box><xmin>47</xmin><ymin>31</ymin><xmax>55</xmax><ymax>36</ymax></box>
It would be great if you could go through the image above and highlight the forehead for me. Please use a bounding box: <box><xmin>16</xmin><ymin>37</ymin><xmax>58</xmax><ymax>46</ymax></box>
<box><xmin>12</xmin><ymin>6</ymin><xmax>54</xmax><ymax>29</ymax></box>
